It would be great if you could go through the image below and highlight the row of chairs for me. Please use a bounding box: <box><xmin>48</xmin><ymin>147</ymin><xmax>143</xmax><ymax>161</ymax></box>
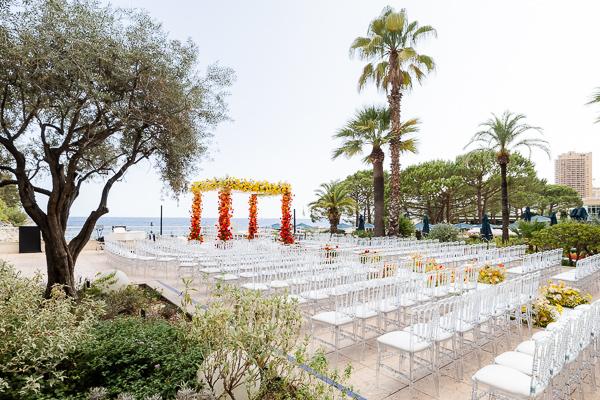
<box><xmin>553</xmin><ymin>253</ymin><xmax>600</xmax><ymax>294</ymax></box>
<box><xmin>506</xmin><ymin>249</ymin><xmax>563</xmax><ymax>281</ymax></box>
<box><xmin>472</xmin><ymin>300</ymin><xmax>600</xmax><ymax>400</ymax></box>
<box><xmin>374</xmin><ymin>272</ymin><xmax>540</xmax><ymax>399</ymax></box>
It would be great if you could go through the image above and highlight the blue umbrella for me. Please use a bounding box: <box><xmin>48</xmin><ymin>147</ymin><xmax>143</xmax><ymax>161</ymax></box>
<box><xmin>270</xmin><ymin>223</ymin><xmax>281</xmax><ymax>230</ymax></box>
<box><xmin>524</xmin><ymin>206</ymin><xmax>532</xmax><ymax>222</ymax></box>
<box><xmin>357</xmin><ymin>215</ymin><xmax>365</xmax><ymax>231</ymax></box>
<box><xmin>570</xmin><ymin>207</ymin><xmax>579</xmax><ymax>221</ymax></box>
<box><xmin>422</xmin><ymin>214</ymin><xmax>430</xmax><ymax>235</ymax></box>
<box><xmin>480</xmin><ymin>214</ymin><xmax>493</xmax><ymax>241</ymax></box>
<box><xmin>364</xmin><ymin>222</ymin><xmax>375</xmax><ymax>228</ymax></box>
<box><xmin>549</xmin><ymin>212</ymin><xmax>558</xmax><ymax>226</ymax></box>
<box><xmin>531</xmin><ymin>215</ymin><xmax>551</xmax><ymax>223</ymax></box>
<box><xmin>414</xmin><ymin>222</ymin><xmax>424</xmax><ymax>230</ymax></box>
<box><xmin>454</xmin><ymin>222</ymin><xmax>472</xmax><ymax>229</ymax></box>
<box><xmin>337</xmin><ymin>223</ymin><xmax>354</xmax><ymax>230</ymax></box>
<box><xmin>295</xmin><ymin>223</ymin><xmax>316</xmax><ymax>230</ymax></box>
<box><xmin>577</xmin><ymin>207</ymin><xmax>588</xmax><ymax>221</ymax></box>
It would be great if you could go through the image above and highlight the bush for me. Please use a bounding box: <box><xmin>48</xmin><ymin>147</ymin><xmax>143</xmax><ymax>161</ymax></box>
<box><xmin>0</xmin><ymin>262</ymin><xmax>101</xmax><ymax>398</ymax></box>
<box><xmin>428</xmin><ymin>223</ymin><xmax>459</xmax><ymax>242</ymax></box>
<box><xmin>351</xmin><ymin>230</ymin><xmax>374</xmax><ymax>238</ymax></box>
<box><xmin>48</xmin><ymin>318</ymin><xmax>204</xmax><ymax>400</ymax></box>
<box><xmin>398</xmin><ymin>216</ymin><xmax>414</xmax><ymax>238</ymax></box>
<box><xmin>187</xmin><ymin>285</ymin><xmax>355</xmax><ymax>400</ymax></box>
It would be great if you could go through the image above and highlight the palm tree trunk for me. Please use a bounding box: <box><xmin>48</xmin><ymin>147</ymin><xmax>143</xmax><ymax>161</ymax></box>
<box><xmin>387</xmin><ymin>95</ymin><xmax>403</xmax><ymax>236</ymax></box>
<box><xmin>373</xmin><ymin>160</ymin><xmax>385</xmax><ymax>237</ymax></box>
<box><xmin>500</xmin><ymin>163</ymin><xmax>509</xmax><ymax>243</ymax></box>
<box><xmin>371</xmin><ymin>146</ymin><xmax>385</xmax><ymax>237</ymax></box>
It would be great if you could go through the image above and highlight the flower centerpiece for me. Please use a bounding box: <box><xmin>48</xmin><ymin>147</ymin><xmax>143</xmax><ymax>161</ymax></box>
<box><xmin>526</xmin><ymin>297</ymin><xmax>562</xmax><ymax>328</ymax></box>
<box><xmin>320</xmin><ymin>244</ymin><xmax>339</xmax><ymax>262</ymax></box>
<box><xmin>477</xmin><ymin>263</ymin><xmax>506</xmax><ymax>284</ymax></box>
<box><xmin>541</xmin><ymin>282</ymin><xmax>592</xmax><ymax>308</ymax></box>
<box><xmin>359</xmin><ymin>249</ymin><xmax>383</xmax><ymax>264</ymax></box>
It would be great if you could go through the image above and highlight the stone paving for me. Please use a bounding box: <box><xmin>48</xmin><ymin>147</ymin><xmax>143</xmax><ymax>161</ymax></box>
<box><xmin>4</xmin><ymin>250</ymin><xmax>598</xmax><ymax>400</ymax></box>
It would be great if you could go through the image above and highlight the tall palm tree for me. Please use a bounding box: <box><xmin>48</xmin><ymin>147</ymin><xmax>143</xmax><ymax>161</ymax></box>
<box><xmin>309</xmin><ymin>180</ymin><xmax>355</xmax><ymax>234</ymax></box>
<box><xmin>465</xmin><ymin>111</ymin><xmax>550</xmax><ymax>243</ymax></box>
<box><xmin>350</xmin><ymin>6</ymin><xmax>436</xmax><ymax>237</ymax></box>
<box><xmin>586</xmin><ymin>87</ymin><xmax>600</xmax><ymax>123</ymax></box>
<box><xmin>332</xmin><ymin>105</ymin><xmax>419</xmax><ymax>237</ymax></box>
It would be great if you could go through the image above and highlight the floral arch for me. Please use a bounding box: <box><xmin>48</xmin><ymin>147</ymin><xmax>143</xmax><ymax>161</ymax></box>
<box><xmin>189</xmin><ymin>177</ymin><xmax>294</xmax><ymax>244</ymax></box>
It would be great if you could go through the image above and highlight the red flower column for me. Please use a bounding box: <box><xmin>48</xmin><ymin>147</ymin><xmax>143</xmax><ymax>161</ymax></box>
<box><xmin>247</xmin><ymin>194</ymin><xmax>258</xmax><ymax>239</ymax></box>
<box><xmin>218</xmin><ymin>188</ymin><xmax>233</xmax><ymax>241</ymax></box>
<box><xmin>279</xmin><ymin>191</ymin><xmax>294</xmax><ymax>244</ymax></box>
<box><xmin>189</xmin><ymin>192</ymin><xmax>203</xmax><ymax>242</ymax></box>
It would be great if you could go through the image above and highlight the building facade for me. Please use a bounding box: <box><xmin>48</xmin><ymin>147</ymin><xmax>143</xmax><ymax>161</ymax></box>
<box><xmin>555</xmin><ymin>151</ymin><xmax>593</xmax><ymax>199</ymax></box>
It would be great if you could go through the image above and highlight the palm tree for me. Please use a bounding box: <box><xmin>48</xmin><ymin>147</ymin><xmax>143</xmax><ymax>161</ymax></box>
<box><xmin>309</xmin><ymin>180</ymin><xmax>355</xmax><ymax>234</ymax></box>
<box><xmin>332</xmin><ymin>105</ymin><xmax>419</xmax><ymax>237</ymax></box>
<box><xmin>465</xmin><ymin>111</ymin><xmax>550</xmax><ymax>243</ymax></box>
<box><xmin>586</xmin><ymin>87</ymin><xmax>600</xmax><ymax>123</ymax></box>
<box><xmin>350</xmin><ymin>6</ymin><xmax>436</xmax><ymax>237</ymax></box>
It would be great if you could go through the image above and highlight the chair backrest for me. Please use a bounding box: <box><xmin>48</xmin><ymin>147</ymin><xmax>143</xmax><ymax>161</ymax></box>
<box><xmin>407</xmin><ymin>302</ymin><xmax>437</xmax><ymax>346</ymax></box>
<box><xmin>530</xmin><ymin>333</ymin><xmax>554</xmax><ymax>397</ymax></box>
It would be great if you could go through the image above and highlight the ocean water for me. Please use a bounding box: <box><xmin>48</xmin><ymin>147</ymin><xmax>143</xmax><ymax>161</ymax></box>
<box><xmin>67</xmin><ymin>216</ymin><xmax>328</xmax><ymax>232</ymax></box>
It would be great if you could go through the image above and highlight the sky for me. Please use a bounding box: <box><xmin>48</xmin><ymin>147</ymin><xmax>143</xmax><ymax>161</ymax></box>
<box><xmin>69</xmin><ymin>0</ymin><xmax>600</xmax><ymax>221</ymax></box>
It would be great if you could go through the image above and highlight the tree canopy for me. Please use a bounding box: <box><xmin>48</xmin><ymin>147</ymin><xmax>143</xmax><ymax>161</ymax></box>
<box><xmin>0</xmin><ymin>0</ymin><xmax>234</xmax><ymax>296</ymax></box>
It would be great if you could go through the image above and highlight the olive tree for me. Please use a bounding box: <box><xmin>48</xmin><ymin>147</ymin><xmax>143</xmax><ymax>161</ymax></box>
<box><xmin>0</xmin><ymin>0</ymin><xmax>234</xmax><ymax>296</ymax></box>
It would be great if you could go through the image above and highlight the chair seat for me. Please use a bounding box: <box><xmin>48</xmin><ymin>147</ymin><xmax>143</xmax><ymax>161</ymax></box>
<box><xmin>137</xmin><ymin>256</ymin><xmax>156</xmax><ymax>261</ymax></box>
<box><xmin>269</xmin><ymin>280</ymin><xmax>290</xmax><ymax>288</ymax></box>
<box><xmin>494</xmin><ymin>351</ymin><xmax>534</xmax><ymax>375</ymax></box>
<box><xmin>312</xmin><ymin>311</ymin><xmax>354</xmax><ymax>326</ymax></box>
<box><xmin>473</xmin><ymin>364</ymin><xmax>545</xmax><ymax>398</ymax></box>
<box><xmin>409</xmin><ymin>293</ymin><xmax>431</xmax><ymax>302</ymax></box>
<box><xmin>355</xmin><ymin>305</ymin><xmax>378</xmax><ymax>319</ymax></box>
<box><xmin>238</xmin><ymin>272</ymin><xmax>255</xmax><ymax>278</ymax></box>
<box><xmin>157</xmin><ymin>257</ymin><xmax>176</xmax><ymax>262</ymax></box>
<box><xmin>515</xmin><ymin>340</ymin><xmax>535</xmax><ymax>356</ymax></box>
<box><xmin>574</xmin><ymin>304</ymin><xmax>592</xmax><ymax>311</ymax></box>
<box><xmin>199</xmin><ymin>267</ymin><xmax>221</xmax><ymax>274</ymax></box>
<box><xmin>241</xmin><ymin>283</ymin><xmax>269</xmax><ymax>291</ymax></box>
<box><xmin>302</xmin><ymin>290</ymin><xmax>329</xmax><ymax>300</ymax></box>
<box><xmin>214</xmin><ymin>274</ymin><xmax>237</xmax><ymax>281</ymax></box>
<box><xmin>395</xmin><ymin>297</ymin><xmax>416</xmax><ymax>307</ymax></box>
<box><xmin>179</xmin><ymin>262</ymin><xmax>197</xmax><ymax>268</ymax></box>
<box><xmin>403</xmin><ymin>324</ymin><xmax>453</xmax><ymax>342</ymax></box>
<box><xmin>531</xmin><ymin>331</ymin><xmax>552</xmax><ymax>341</ymax></box>
<box><xmin>377</xmin><ymin>330</ymin><xmax>432</xmax><ymax>353</ymax></box>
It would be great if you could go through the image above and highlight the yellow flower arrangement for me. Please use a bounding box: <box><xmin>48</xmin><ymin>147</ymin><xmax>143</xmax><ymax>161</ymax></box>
<box><xmin>191</xmin><ymin>176</ymin><xmax>291</xmax><ymax>196</ymax></box>
<box><xmin>524</xmin><ymin>297</ymin><xmax>562</xmax><ymax>328</ymax></box>
<box><xmin>477</xmin><ymin>263</ymin><xmax>506</xmax><ymax>285</ymax></box>
<box><xmin>541</xmin><ymin>282</ymin><xmax>592</xmax><ymax>308</ymax></box>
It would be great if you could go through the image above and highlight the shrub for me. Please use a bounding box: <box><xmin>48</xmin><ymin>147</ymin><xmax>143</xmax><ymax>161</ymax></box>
<box><xmin>53</xmin><ymin>318</ymin><xmax>204</xmax><ymax>400</ymax></box>
<box><xmin>397</xmin><ymin>216</ymin><xmax>414</xmax><ymax>238</ymax></box>
<box><xmin>428</xmin><ymin>223</ymin><xmax>459</xmax><ymax>242</ymax></box>
<box><xmin>0</xmin><ymin>262</ymin><xmax>101</xmax><ymax>397</ymax></box>
<box><xmin>351</xmin><ymin>230</ymin><xmax>374</xmax><ymax>238</ymax></box>
<box><xmin>187</xmin><ymin>284</ymin><xmax>355</xmax><ymax>400</ymax></box>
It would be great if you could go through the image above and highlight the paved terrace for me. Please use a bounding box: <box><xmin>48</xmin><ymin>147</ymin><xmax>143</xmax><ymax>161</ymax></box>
<box><xmin>4</xmin><ymin>250</ymin><xmax>598</xmax><ymax>400</ymax></box>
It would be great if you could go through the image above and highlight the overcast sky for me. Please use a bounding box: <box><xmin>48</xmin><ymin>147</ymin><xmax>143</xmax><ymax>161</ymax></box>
<box><xmin>70</xmin><ymin>0</ymin><xmax>600</xmax><ymax>220</ymax></box>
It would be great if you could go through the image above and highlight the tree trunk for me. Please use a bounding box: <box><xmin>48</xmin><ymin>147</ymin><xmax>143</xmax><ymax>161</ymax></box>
<box><xmin>43</xmin><ymin>228</ymin><xmax>77</xmax><ymax>298</ymax></box>
<box><xmin>387</xmin><ymin>51</ymin><xmax>402</xmax><ymax>237</ymax></box>
<box><xmin>372</xmin><ymin>146</ymin><xmax>385</xmax><ymax>237</ymax></box>
<box><xmin>500</xmin><ymin>163</ymin><xmax>509</xmax><ymax>244</ymax></box>
<box><xmin>329</xmin><ymin>209</ymin><xmax>339</xmax><ymax>234</ymax></box>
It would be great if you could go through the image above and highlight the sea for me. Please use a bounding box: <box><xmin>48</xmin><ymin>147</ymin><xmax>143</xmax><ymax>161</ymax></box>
<box><xmin>66</xmin><ymin>216</ymin><xmax>328</xmax><ymax>238</ymax></box>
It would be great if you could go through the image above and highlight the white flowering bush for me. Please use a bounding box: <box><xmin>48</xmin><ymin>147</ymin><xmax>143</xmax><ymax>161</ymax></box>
<box><xmin>186</xmin><ymin>283</ymin><xmax>355</xmax><ymax>400</ymax></box>
<box><xmin>0</xmin><ymin>261</ymin><xmax>101</xmax><ymax>396</ymax></box>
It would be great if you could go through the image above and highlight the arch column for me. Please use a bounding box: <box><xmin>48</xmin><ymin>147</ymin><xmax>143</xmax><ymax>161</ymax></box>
<box><xmin>247</xmin><ymin>194</ymin><xmax>258</xmax><ymax>239</ymax></box>
<box><xmin>279</xmin><ymin>191</ymin><xmax>294</xmax><ymax>244</ymax></box>
<box><xmin>189</xmin><ymin>192</ymin><xmax>203</xmax><ymax>242</ymax></box>
<box><xmin>218</xmin><ymin>187</ymin><xmax>233</xmax><ymax>241</ymax></box>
